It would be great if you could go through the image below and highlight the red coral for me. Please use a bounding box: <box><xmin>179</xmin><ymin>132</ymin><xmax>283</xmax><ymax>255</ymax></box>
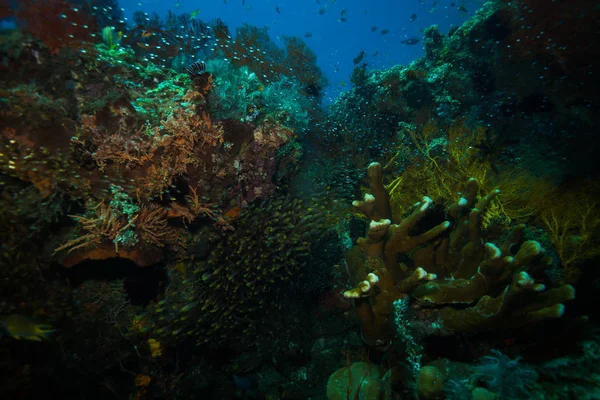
<box><xmin>15</xmin><ymin>0</ymin><xmax>98</xmax><ymax>54</ymax></box>
<box><xmin>282</xmin><ymin>36</ymin><xmax>327</xmax><ymax>92</ymax></box>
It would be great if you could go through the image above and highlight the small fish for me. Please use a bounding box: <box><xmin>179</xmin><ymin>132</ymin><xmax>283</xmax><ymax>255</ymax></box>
<box><xmin>141</xmin><ymin>30</ymin><xmax>153</xmax><ymax>38</ymax></box>
<box><xmin>353</xmin><ymin>50</ymin><xmax>366</xmax><ymax>65</ymax></box>
<box><xmin>304</xmin><ymin>32</ymin><xmax>313</xmax><ymax>38</ymax></box>
<box><xmin>190</xmin><ymin>8</ymin><xmax>201</xmax><ymax>18</ymax></box>
<box><xmin>457</xmin><ymin>5</ymin><xmax>468</xmax><ymax>13</ymax></box>
<box><xmin>276</xmin><ymin>6</ymin><xmax>280</xmax><ymax>13</ymax></box>
<box><xmin>401</xmin><ymin>37</ymin><xmax>420</xmax><ymax>45</ymax></box>
<box><xmin>340</xmin><ymin>81</ymin><xmax>346</xmax><ymax>87</ymax></box>
<box><xmin>1</xmin><ymin>315</ymin><xmax>55</xmax><ymax>342</ymax></box>
<box><xmin>337</xmin><ymin>17</ymin><xmax>347</xmax><ymax>22</ymax></box>
<box><xmin>371</xmin><ymin>50</ymin><xmax>379</xmax><ymax>57</ymax></box>
<box><xmin>175</xmin><ymin>0</ymin><xmax>180</xmax><ymax>9</ymax></box>
<box><xmin>318</xmin><ymin>7</ymin><xmax>327</xmax><ymax>15</ymax></box>
<box><xmin>371</xmin><ymin>26</ymin><xmax>377</xmax><ymax>32</ymax></box>
<box><xmin>409</xmin><ymin>13</ymin><xmax>417</xmax><ymax>22</ymax></box>
<box><xmin>340</xmin><ymin>8</ymin><xmax>347</xmax><ymax>16</ymax></box>
<box><xmin>380</xmin><ymin>29</ymin><xmax>390</xmax><ymax>35</ymax></box>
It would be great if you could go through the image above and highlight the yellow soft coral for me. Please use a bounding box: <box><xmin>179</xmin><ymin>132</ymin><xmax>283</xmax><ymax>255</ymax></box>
<box><xmin>538</xmin><ymin>180</ymin><xmax>600</xmax><ymax>281</ymax></box>
<box><xmin>147</xmin><ymin>338</ymin><xmax>162</xmax><ymax>357</ymax></box>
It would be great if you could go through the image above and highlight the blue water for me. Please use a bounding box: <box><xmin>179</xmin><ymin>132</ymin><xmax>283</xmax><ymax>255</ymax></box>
<box><xmin>118</xmin><ymin>0</ymin><xmax>480</xmax><ymax>103</ymax></box>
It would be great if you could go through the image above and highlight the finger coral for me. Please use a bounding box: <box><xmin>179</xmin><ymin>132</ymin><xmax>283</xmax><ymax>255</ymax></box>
<box><xmin>346</xmin><ymin>162</ymin><xmax>575</xmax><ymax>346</ymax></box>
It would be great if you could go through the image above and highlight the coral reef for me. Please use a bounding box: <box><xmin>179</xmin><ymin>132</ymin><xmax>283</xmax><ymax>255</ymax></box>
<box><xmin>0</xmin><ymin>0</ymin><xmax>598</xmax><ymax>399</ymax></box>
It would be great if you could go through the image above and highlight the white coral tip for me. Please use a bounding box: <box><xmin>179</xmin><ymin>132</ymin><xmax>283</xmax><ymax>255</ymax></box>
<box><xmin>484</xmin><ymin>242</ymin><xmax>502</xmax><ymax>259</ymax></box>
<box><xmin>414</xmin><ymin>267</ymin><xmax>427</xmax><ymax>280</ymax></box>
<box><xmin>366</xmin><ymin>273</ymin><xmax>379</xmax><ymax>285</ymax></box>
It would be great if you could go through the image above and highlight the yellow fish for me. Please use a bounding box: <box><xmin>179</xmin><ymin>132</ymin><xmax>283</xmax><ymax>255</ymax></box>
<box><xmin>190</xmin><ymin>8</ymin><xmax>201</xmax><ymax>18</ymax></box>
<box><xmin>1</xmin><ymin>315</ymin><xmax>55</xmax><ymax>341</ymax></box>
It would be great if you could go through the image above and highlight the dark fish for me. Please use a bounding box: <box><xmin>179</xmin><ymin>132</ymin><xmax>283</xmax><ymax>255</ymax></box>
<box><xmin>353</xmin><ymin>50</ymin><xmax>366</xmax><ymax>65</ymax></box>
<box><xmin>318</xmin><ymin>7</ymin><xmax>326</xmax><ymax>14</ymax></box>
<box><xmin>276</xmin><ymin>6</ymin><xmax>280</xmax><ymax>13</ymax></box>
<box><xmin>304</xmin><ymin>32</ymin><xmax>313</xmax><ymax>38</ymax></box>
<box><xmin>187</xmin><ymin>61</ymin><xmax>206</xmax><ymax>76</ymax></box>
<box><xmin>401</xmin><ymin>37</ymin><xmax>420</xmax><ymax>45</ymax></box>
<box><xmin>242</xmin><ymin>0</ymin><xmax>245</xmax><ymax>5</ymax></box>
<box><xmin>340</xmin><ymin>8</ymin><xmax>347</xmax><ymax>16</ymax></box>
<box><xmin>371</xmin><ymin>51</ymin><xmax>379</xmax><ymax>57</ymax></box>
<box><xmin>457</xmin><ymin>5</ymin><xmax>467</xmax><ymax>13</ymax></box>
<box><xmin>371</xmin><ymin>26</ymin><xmax>377</xmax><ymax>32</ymax></box>
<box><xmin>409</xmin><ymin>13</ymin><xmax>417</xmax><ymax>22</ymax></box>
<box><xmin>338</xmin><ymin>17</ymin><xmax>347</xmax><ymax>22</ymax></box>
<box><xmin>380</xmin><ymin>29</ymin><xmax>390</xmax><ymax>35</ymax></box>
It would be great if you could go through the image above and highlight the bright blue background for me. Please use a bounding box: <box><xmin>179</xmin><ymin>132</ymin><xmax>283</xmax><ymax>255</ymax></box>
<box><xmin>118</xmin><ymin>0</ymin><xmax>480</xmax><ymax>103</ymax></box>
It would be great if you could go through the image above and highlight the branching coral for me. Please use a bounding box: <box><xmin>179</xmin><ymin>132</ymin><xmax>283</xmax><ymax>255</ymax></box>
<box><xmin>346</xmin><ymin>162</ymin><xmax>575</xmax><ymax>346</ymax></box>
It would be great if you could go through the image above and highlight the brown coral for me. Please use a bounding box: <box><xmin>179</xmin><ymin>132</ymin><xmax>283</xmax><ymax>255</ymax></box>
<box><xmin>347</xmin><ymin>162</ymin><xmax>575</xmax><ymax>346</ymax></box>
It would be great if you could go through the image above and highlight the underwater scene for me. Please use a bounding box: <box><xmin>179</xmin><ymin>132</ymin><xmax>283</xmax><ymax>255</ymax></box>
<box><xmin>0</xmin><ymin>0</ymin><xmax>599</xmax><ymax>398</ymax></box>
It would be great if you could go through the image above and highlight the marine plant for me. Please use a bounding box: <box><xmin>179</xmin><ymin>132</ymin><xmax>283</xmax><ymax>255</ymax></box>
<box><xmin>101</xmin><ymin>26</ymin><xmax>122</xmax><ymax>50</ymax></box>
